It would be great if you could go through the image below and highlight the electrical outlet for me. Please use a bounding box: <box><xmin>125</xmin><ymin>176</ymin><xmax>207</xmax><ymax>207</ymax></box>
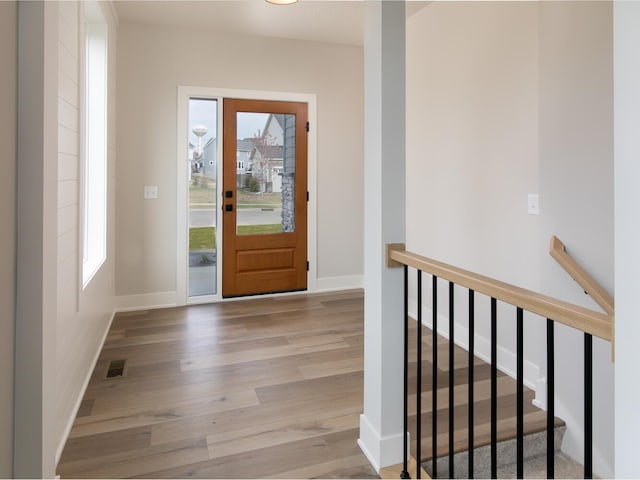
<box><xmin>144</xmin><ymin>186</ymin><xmax>158</xmax><ymax>199</ymax></box>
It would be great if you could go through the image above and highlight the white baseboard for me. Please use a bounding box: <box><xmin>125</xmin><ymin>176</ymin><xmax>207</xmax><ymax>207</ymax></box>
<box><xmin>55</xmin><ymin>309</ymin><xmax>116</xmax><ymax>465</ymax></box>
<box><xmin>316</xmin><ymin>274</ymin><xmax>363</xmax><ymax>292</ymax></box>
<box><xmin>408</xmin><ymin>299</ymin><xmax>545</xmax><ymax>406</ymax></box>
<box><xmin>358</xmin><ymin>414</ymin><xmax>405</xmax><ymax>472</ymax></box>
<box><xmin>115</xmin><ymin>291</ymin><xmax>178</xmax><ymax>312</ymax></box>
<box><xmin>115</xmin><ymin>278</ymin><xmax>363</xmax><ymax>312</ymax></box>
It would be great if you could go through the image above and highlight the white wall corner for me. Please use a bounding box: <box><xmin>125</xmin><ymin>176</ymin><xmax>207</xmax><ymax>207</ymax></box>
<box><xmin>115</xmin><ymin>291</ymin><xmax>178</xmax><ymax>312</ymax></box>
<box><xmin>358</xmin><ymin>414</ymin><xmax>405</xmax><ymax>472</ymax></box>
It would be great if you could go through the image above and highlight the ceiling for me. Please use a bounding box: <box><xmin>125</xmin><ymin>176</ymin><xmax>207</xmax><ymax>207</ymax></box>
<box><xmin>114</xmin><ymin>1</ymin><xmax>366</xmax><ymax>47</ymax></box>
<box><xmin>114</xmin><ymin>1</ymin><xmax>429</xmax><ymax>47</ymax></box>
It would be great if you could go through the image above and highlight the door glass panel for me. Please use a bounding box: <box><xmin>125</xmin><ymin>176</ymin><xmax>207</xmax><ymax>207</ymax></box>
<box><xmin>236</xmin><ymin>112</ymin><xmax>296</xmax><ymax>235</ymax></box>
<box><xmin>188</xmin><ymin>98</ymin><xmax>217</xmax><ymax>297</ymax></box>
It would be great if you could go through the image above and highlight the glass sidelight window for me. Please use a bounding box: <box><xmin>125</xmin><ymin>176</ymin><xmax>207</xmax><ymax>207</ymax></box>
<box><xmin>188</xmin><ymin>98</ymin><xmax>218</xmax><ymax>297</ymax></box>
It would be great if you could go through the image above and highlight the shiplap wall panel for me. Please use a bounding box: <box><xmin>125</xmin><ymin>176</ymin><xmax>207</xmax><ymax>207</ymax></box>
<box><xmin>56</xmin><ymin>0</ymin><xmax>82</xmax><ymax>455</ymax></box>
<box><xmin>57</xmin><ymin>179</ymin><xmax>77</xmax><ymax>208</ymax></box>
<box><xmin>54</xmin><ymin>1</ymin><xmax>117</xmax><ymax>459</ymax></box>
<box><xmin>58</xmin><ymin>152</ymin><xmax>78</xmax><ymax>181</ymax></box>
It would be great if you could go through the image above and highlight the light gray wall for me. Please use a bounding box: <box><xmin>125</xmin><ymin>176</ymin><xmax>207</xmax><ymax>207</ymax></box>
<box><xmin>539</xmin><ymin>2</ymin><xmax>614</xmax><ymax>476</ymax></box>
<box><xmin>0</xmin><ymin>2</ymin><xmax>17</xmax><ymax>476</ymax></box>
<box><xmin>406</xmin><ymin>1</ymin><xmax>542</xmax><ymax>388</ymax></box>
<box><xmin>407</xmin><ymin>2</ymin><xmax>614</xmax><ymax>476</ymax></box>
<box><xmin>115</xmin><ymin>21</ymin><xmax>364</xmax><ymax>298</ymax></box>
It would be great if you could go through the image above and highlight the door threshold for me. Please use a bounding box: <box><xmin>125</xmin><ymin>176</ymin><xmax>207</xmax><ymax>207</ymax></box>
<box><xmin>222</xmin><ymin>287</ymin><xmax>307</xmax><ymax>299</ymax></box>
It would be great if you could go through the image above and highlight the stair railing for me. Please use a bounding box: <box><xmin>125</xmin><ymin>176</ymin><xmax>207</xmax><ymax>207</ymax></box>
<box><xmin>549</xmin><ymin>236</ymin><xmax>614</xmax><ymax>316</ymax></box>
<box><xmin>385</xmin><ymin>242</ymin><xmax>614</xmax><ymax>480</ymax></box>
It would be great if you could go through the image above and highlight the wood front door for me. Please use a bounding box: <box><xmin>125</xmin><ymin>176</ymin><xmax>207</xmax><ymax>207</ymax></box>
<box><xmin>222</xmin><ymin>99</ymin><xmax>308</xmax><ymax>297</ymax></box>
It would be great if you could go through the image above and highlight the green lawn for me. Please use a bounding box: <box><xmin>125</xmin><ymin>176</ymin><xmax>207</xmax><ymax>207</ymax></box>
<box><xmin>189</xmin><ymin>227</ymin><xmax>216</xmax><ymax>250</ymax></box>
<box><xmin>189</xmin><ymin>224</ymin><xmax>283</xmax><ymax>251</ymax></box>
<box><xmin>237</xmin><ymin>224</ymin><xmax>282</xmax><ymax>235</ymax></box>
<box><xmin>189</xmin><ymin>187</ymin><xmax>283</xmax><ymax>210</ymax></box>
<box><xmin>237</xmin><ymin>189</ymin><xmax>281</xmax><ymax>209</ymax></box>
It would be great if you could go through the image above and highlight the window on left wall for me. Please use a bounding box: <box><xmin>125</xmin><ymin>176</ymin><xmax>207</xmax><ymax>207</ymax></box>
<box><xmin>82</xmin><ymin>3</ymin><xmax>108</xmax><ymax>288</ymax></box>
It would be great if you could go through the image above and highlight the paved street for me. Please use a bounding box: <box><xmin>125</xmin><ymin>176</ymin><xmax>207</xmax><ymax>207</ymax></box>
<box><xmin>189</xmin><ymin>208</ymin><xmax>282</xmax><ymax>227</ymax></box>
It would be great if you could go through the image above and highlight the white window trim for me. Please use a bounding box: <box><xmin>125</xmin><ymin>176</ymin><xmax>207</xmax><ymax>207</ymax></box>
<box><xmin>176</xmin><ymin>86</ymin><xmax>318</xmax><ymax>305</ymax></box>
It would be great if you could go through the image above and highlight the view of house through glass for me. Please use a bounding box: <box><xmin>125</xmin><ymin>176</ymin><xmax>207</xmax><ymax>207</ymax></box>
<box><xmin>188</xmin><ymin>98</ymin><xmax>217</xmax><ymax>297</ymax></box>
<box><xmin>236</xmin><ymin>112</ymin><xmax>296</xmax><ymax>236</ymax></box>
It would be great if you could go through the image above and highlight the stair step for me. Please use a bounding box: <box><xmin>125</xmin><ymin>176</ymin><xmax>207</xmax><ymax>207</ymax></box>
<box><xmin>422</xmin><ymin>422</ymin><xmax>566</xmax><ymax>478</ymax></box>
<box><xmin>496</xmin><ymin>451</ymin><xmax>586</xmax><ymax>479</ymax></box>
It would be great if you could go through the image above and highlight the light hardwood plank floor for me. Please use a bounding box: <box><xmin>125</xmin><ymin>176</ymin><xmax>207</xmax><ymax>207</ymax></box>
<box><xmin>57</xmin><ymin>289</ymin><xmax>557</xmax><ymax>479</ymax></box>
<box><xmin>57</xmin><ymin>290</ymin><xmax>378</xmax><ymax>479</ymax></box>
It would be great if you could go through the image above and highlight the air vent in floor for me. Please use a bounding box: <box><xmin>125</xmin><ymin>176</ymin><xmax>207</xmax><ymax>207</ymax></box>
<box><xmin>106</xmin><ymin>359</ymin><xmax>127</xmax><ymax>378</ymax></box>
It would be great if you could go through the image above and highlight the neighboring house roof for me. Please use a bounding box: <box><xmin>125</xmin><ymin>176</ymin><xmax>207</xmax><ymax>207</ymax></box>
<box><xmin>237</xmin><ymin>138</ymin><xmax>255</xmax><ymax>152</ymax></box>
<box><xmin>263</xmin><ymin>113</ymin><xmax>285</xmax><ymax>136</ymax></box>
<box><xmin>250</xmin><ymin>144</ymin><xmax>283</xmax><ymax>160</ymax></box>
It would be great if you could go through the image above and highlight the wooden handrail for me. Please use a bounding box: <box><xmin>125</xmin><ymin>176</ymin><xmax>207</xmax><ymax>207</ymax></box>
<box><xmin>386</xmin><ymin>244</ymin><xmax>613</xmax><ymax>342</ymax></box>
<box><xmin>549</xmin><ymin>235</ymin><xmax>614</xmax><ymax>316</ymax></box>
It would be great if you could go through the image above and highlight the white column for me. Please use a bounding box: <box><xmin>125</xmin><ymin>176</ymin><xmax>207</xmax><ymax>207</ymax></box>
<box><xmin>14</xmin><ymin>1</ymin><xmax>58</xmax><ymax>477</ymax></box>
<box><xmin>614</xmin><ymin>1</ymin><xmax>640</xmax><ymax>477</ymax></box>
<box><xmin>358</xmin><ymin>0</ymin><xmax>406</xmax><ymax>471</ymax></box>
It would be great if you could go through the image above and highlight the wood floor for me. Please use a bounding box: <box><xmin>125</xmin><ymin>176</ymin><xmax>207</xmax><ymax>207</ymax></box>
<box><xmin>57</xmin><ymin>289</ymin><xmax>555</xmax><ymax>479</ymax></box>
<box><xmin>58</xmin><ymin>290</ymin><xmax>378</xmax><ymax>479</ymax></box>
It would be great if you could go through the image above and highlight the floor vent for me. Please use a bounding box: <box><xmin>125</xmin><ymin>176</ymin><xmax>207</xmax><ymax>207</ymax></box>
<box><xmin>106</xmin><ymin>359</ymin><xmax>127</xmax><ymax>378</ymax></box>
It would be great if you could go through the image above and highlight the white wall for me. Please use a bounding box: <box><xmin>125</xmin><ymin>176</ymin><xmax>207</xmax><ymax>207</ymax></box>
<box><xmin>54</xmin><ymin>0</ymin><xmax>118</xmax><ymax>463</ymax></box>
<box><xmin>0</xmin><ymin>2</ymin><xmax>17</xmax><ymax>476</ymax></box>
<box><xmin>407</xmin><ymin>2</ymin><xmax>614</xmax><ymax>476</ymax></box>
<box><xmin>614</xmin><ymin>2</ymin><xmax>640</xmax><ymax>476</ymax></box>
<box><xmin>115</xmin><ymin>20</ymin><xmax>364</xmax><ymax>302</ymax></box>
<box><xmin>538</xmin><ymin>3</ymin><xmax>614</xmax><ymax>476</ymax></box>
<box><xmin>406</xmin><ymin>1</ymin><xmax>542</xmax><ymax>391</ymax></box>
<box><xmin>15</xmin><ymin>2</ymin><xmax>59</xmax><ymax>474</ymax></box>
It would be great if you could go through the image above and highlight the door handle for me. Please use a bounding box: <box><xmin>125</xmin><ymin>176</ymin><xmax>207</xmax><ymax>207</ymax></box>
<box><xmin>225</xmin><ymin>204</ymin><xmax>233</xmax><ymax>212</ymax></box>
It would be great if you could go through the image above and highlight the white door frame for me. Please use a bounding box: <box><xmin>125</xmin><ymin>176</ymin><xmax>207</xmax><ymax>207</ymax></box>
<box><xmin>176</xmin><ymin>86</ymin><xmax>318</xmax><ymax>305</ymax></box>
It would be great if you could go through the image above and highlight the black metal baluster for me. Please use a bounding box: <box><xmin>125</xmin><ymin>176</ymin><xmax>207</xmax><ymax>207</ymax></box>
<box><xmin>517</xmin><ymin>308</ymin><xmax>524</xmax><ymax>479</ymax></box>
<box><xmin>468</xmin><ymin>290</ymin><xmax>475</xmax><ymax>479</ymax></box>
<box><xmin>547</xmin><ymin>319</ymin><xmax>555</xmax><ymax>479</ymax></box>
<box><xmin>432</xmin><ymin>275</ymin><xmax>438</xmax><ymax>479</ymax></box>
<box><xmin>401</xmin><ymin>266</ymin><xmax>410</xmax><ymax>479</ymax></box>
<box><xmin>417</xmin><ymin>271</ymin><xmax>423</xmax><ymax>480</ymax></box>
<box><xmin>584</xmin><ymin>333</ymin><xmax>593</xmax><ymax>479</ymax></box>
<box><xmin>448</xmin><ymin>282</ymin><xmax>455</xmax><ymax>478</ymax></box>
<box><xmin>491</xmin><ymin>298</ymin><xmax>497</xmax><ymax>479</ymax></box>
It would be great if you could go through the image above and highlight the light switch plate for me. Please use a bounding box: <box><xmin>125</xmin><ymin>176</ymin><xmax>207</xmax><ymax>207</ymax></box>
<box><xmin>528</xmin><ymin>194</ymin><xmax>539</xmax><ymax>215</ymax></box>
<box><xmin>144</xmin><ymin>186</ymin><xmax>158</xmax><ymax>199</ymax></box>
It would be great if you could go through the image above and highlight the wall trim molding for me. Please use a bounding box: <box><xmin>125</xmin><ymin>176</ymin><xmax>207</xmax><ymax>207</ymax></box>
<box><xmin>115</xmin><ymin>291</ymin><xmax>178</xmax><ymax>312</ymax></box>
<box><xmin>357</xmin><ymin>413</ymin><xmax>405</xmax><ymax>472</ymax></box>
<box><xmin>316</xmin><ymin>274</ymin><xmax>363</xmax><ymax>292</ymax></box>
<box><xmin>115</xmin><ymin>278</ymin><xmax>364</xmax><ymax>313</ymax></box>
